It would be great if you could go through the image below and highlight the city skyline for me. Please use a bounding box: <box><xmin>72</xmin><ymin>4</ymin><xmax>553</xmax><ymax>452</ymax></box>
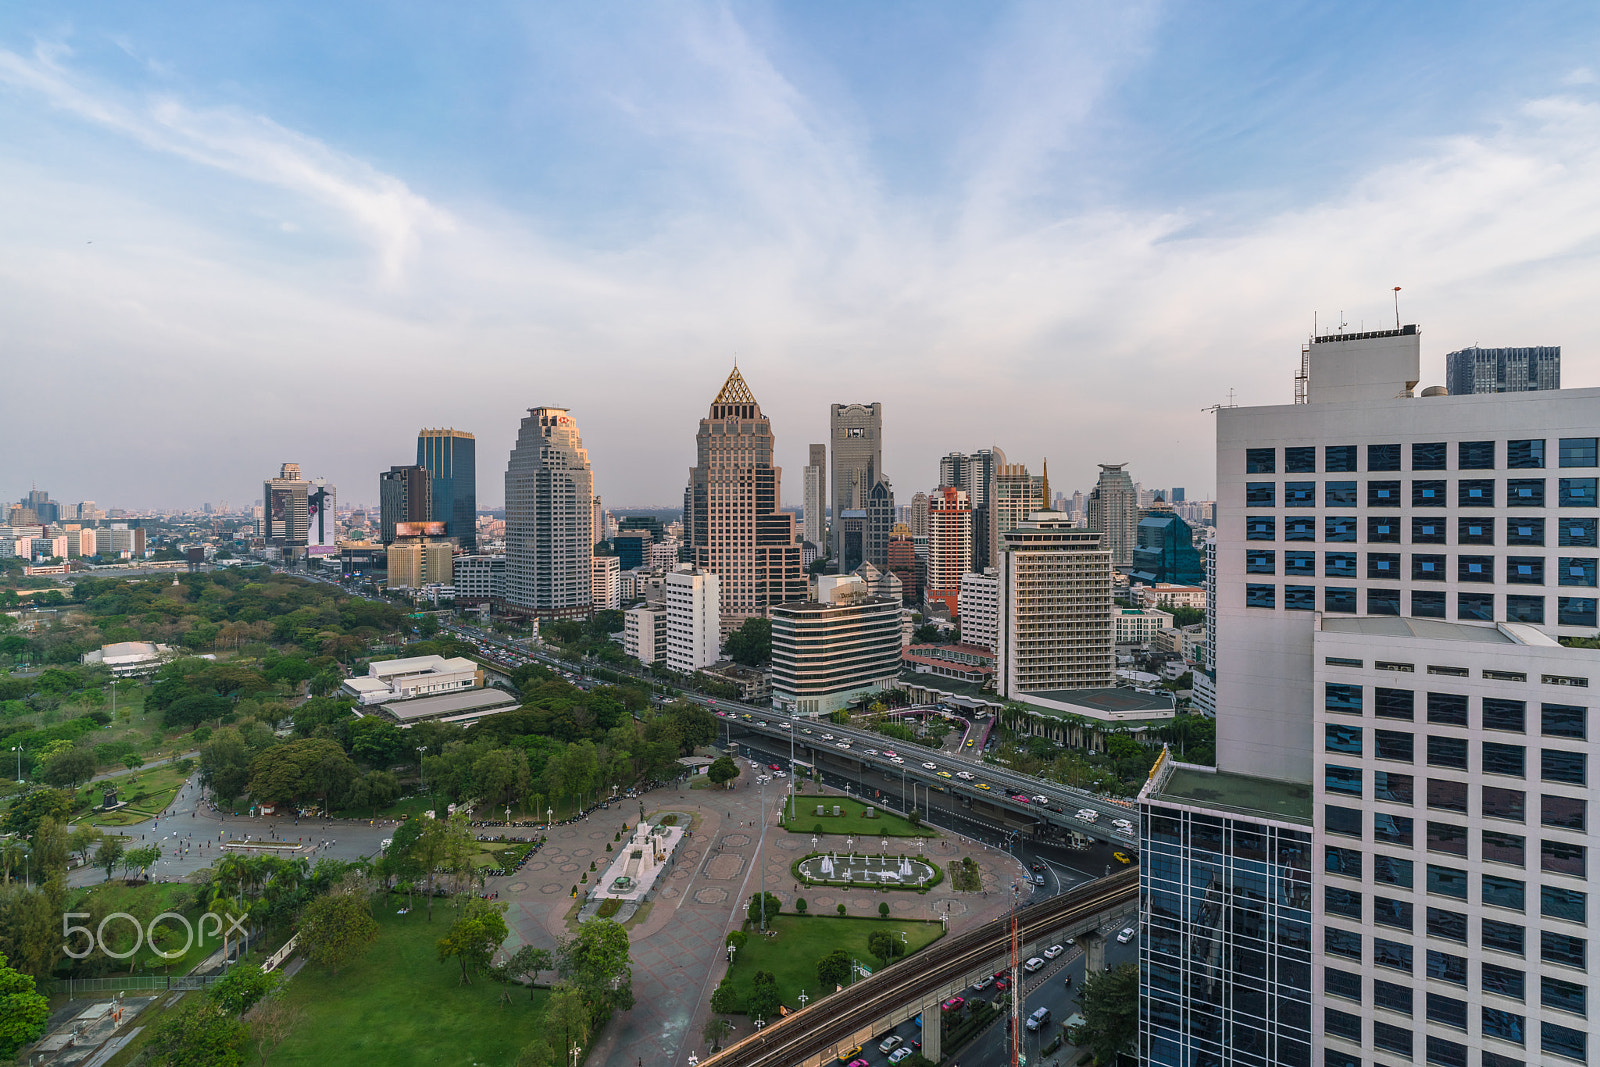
<box><xmin>5</xmin><ymin>5</ymin><xmax>1600</xmax><ymax>507</ymax></box>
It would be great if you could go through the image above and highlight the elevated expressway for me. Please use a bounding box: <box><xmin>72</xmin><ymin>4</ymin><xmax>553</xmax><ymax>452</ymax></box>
<box><xmin>700</xmin><ymin>866</ymin><xmax>1139</xmax><ymax>1067</ymax></box>
<box><xmin>720</xmin><ymin>711</ymin><xmax>1138</xmax><ymax>847</ymax></box>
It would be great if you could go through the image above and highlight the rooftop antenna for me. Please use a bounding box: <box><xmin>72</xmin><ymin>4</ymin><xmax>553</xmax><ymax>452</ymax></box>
<box><xmin>1393</xmin><ymin>286</ymin><xmax>1402</xmax><ymax>330</ymax></box>
<box><xmin>1201</xmin><ymin>389</ymin><xmax>1238</xmax><ymax>414</ymax></box>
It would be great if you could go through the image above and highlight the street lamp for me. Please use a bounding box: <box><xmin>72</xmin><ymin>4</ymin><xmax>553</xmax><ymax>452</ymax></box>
<box><xmin>8</xmin><ymin>745</ymin><xmax>21</xmax><ymax>784</ymax></box>
<box><xmin>416</xmin><ymin>746</ymin><xmax>427</xmax><ymax>794</ymax></box>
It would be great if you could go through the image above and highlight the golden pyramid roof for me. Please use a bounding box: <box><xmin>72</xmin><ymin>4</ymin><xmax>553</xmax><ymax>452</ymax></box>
<box><xmin>714</xmin><ymin>365</ymin><xmax>756</xmax><ymax>405</ymax></box>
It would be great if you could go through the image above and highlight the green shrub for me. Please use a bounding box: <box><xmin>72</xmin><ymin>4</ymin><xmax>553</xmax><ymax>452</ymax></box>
<box><xmin>836</xmin><ymin>904</ymin><xmax>846</xmax><ymax>916</ymax></box>
<box><xmin>596</xmin><ymin>899</ymin><xmax>621</xmax><ymax>919</ymax></box>
<box><xmin>794</xmin><ymin>898</ymin><xmax>806</xmax><ymax>914</ymax></box>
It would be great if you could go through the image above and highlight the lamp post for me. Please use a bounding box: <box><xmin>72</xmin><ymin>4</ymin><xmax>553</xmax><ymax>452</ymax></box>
<box><xmin>416</xmin><ymin>746</ymin><xmax>427</xmax><ymax>794</ymax></box>
<box><xmin>547</xmin><ymin>807</ymin><xmax>553</xmax><ymax>828</ymax></box>
<box><xmin>9</xmin><ymin>745</ymin><xmax>21</xmax><ymax>784</ymax></box>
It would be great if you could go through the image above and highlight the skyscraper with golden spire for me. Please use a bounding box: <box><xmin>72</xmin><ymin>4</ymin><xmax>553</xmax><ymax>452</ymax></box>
<box><xmin>683</xmin><ymin>366</ymin><xmax>807</xmax><ymax>632</ymax></box>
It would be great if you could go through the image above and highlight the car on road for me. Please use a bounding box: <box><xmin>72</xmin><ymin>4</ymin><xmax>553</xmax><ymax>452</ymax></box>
<box><xmin>1010</xmin><ymin>794</ymin><xmax>1030</xmax><ymax>803</ymax></box>
<box><xmin>937</xmin><ymin>771</ymin><xmax>953</xmax><ymax>778</ymax></box>
<box><xmin>992</xmin><ymin>974</ymin><xmax>1009</xmax><ymax>991</ymax></box>
<box><xmin>822</xmin><ymin>733</ymin><xmax>835</xmax><ymax>741</ymax></box>
<box><xmin>976</xmin><ymin>782</ymin><xmax>991</xmax><ymax>790</ymax></box>
<box><xmin>836</xmin><ymin>1046</ymin><xmax>862</xmax><ymax>1063</ymax></box>
<box><xmin>1117</xmin><ymin>927</ymin><xmax>1136</xmax><ymax>943</ymax></box>
<box><xmin>847</xmin><ymin>1061</ymin><xmax>868</xmax><ymax>1067</ymax></box>
<box><xmin>1024</xmin><ymin>956</ymin><xmax>1045</xmax><ymax>973</ymax></box>
<box><xmin>769</xmin><ymin>763</ymin><xmax>781</xmax><ymax>771</ymax></box>
<box><xmin>941</xmin><ymin>996</ymin><xmax>965</xmax><ymax>1012</ymax></box>
<box><xmin>965</xmin><ymin>739</ymin><xmax>975</xmax><ymax>747</ymax></box>
<box><xmin>922</xmin><ymin>761</ymin><xmax>937</xmax><ymax>769</ymax></box>
<box><xmin>1032</xmin><ymin>872</ymin><xmax>1046</xmax><ymax>886</ymax></box>
<box><xmin>1025</xmin><ymin>1006</ymin><xmax>1051</xmax><ymax>1031</ymax></box>
<box><xmin>1077</xmin><ymin>810</ymin><xmax>1099</xmax><ymax>822</ymax></box>
<box><xmin>1113</xmin><ymin>851</ymin><xmax>1131</xmax><ymax>865</ymax></box>
<box><xmin>972</xmin><ymin>974</ymin><xmax>995</xmax><ymax>990</ymax></box>
<box><xmin>837</xmin><ymin>742</ymin><xmax>851</xmax><ymax>749</ymax></box>
<box><xmin>879</xmin><ymin>1035</ymin><xmax>903</xmax><ymax>1054</ymax></box>
<box><xmin>1031</xmin><ymin>794</ymin><xmax>1050</xmax><ymax>805</ymax></box>
<box><xmin>888</xmin><ymin>1048</ymin><xmax>914</xmax><ymax>1064</ymax></box>
<box><xmin>955</xmin><ymin>771</ymin><xmax>974</xmax><ymax>780</ymax></box>
<box><xmin>1043</xmin><ymin>944</ymin><xmax>1065</xmax><ymax>959</ymax></box>
<box><xmin>864</xmin><ymin>748</ymin><xmax>878</xmax><ymax>756</ymax></box>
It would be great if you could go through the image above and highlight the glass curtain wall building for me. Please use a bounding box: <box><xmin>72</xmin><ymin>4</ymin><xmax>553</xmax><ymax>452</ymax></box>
<box><xmin>418</xmin><ymin>428</ymin><xmax>477</xmax><ymax>550</ymax></box>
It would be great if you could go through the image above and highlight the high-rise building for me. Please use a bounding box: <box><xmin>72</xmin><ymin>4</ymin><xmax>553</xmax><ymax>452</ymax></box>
<box><xmin>379</xmin><ymin>465</ymin><xmax>432</xmax><ymax>544</ymax></box>
<box><xmin>910</xmin><ymin>491</ymin><xmax>930</xmax><ymax>539</ymax></box>
<box><xmin>1086</xmin><ymin>462</ymin><xmax>1138</xmax><ymax>567</ymax></box>
<box><xmin>957</xmin><ymin>569</ymin><xmax>999</xmax><ymax>651</ymax></box>
<box><xmin>1129</xmin><ymin>503</ymin><xmax>1204</xmax><ymax>586</ymax></box>
<box><xmin>886</xmin><ymin>524</ymin><xmax>922</xmax><ymax>605</ymax></box>
<box><xmin>864</xmin><ymin>478</ymin><xmax>895</xmax><ymax>570</ymax></box>
<box><xmin>453</xmin><ymin>554</ymin><xmax>506</xmax><ymax>604</ymax></box>
<box><xmin>682</xmin><ymin>366</ymin><xmax>806</xmax><ymax>631</ymax></box>
<box><xmin>387</xmin><ymin>534</ymin><xmax>452</xmax><ymax>590</ymax></box>
<box><xmin>504</xmin><ymin>408</ymin><xmax>593</xmax><ymax>619</ymax></box>
<box><xmin>939</xmin><ymin>448</ymin><xmax>1005</xmax><ymax>569</ymax></box>
<box><xmin>770</xmin><ymin>574</ymin><xmax>902</xmax><ymax>714</ymax></box>
<box><xmin>836</xmin><ymin>511</ymin><xmax>866</xmax><ymax>573</ymax></box>
<box><xmin>925</xmin><ymin>486</ymin><xmax>973</xmax><ymax>616</ymax></box>
<box><xmin>591</xmin><ymin>553</ymin><xmax>621</xmax><ymax>610</ymax></box>
<box><xmin>830</xmin><ymin>403</ymin><xmax>883</xmax><ymax>552</ymax></box>
<box><xmin>263</xmin><ymin>462</ymin><xmax>309</xmax><ymax>556</ymax></box>
<box><xmin>623</xmin><ymin>605</ymin><xmax>669</xmax><ymax>665</ymax></box>
<box><xmin>1444</xmin><ymin>344</ymin><xmax>1560</xmax><ymax>396</ymax></box>
<box><xmin>996</xmin><ymin>514</ymin><xmax>1114</xmax><ymax>694</ymax></box>
<box><xmin>306</xmin><ymin>480</ymin><xmax>338</xmax><ymax>550</ymax></box>
<box><xmin>803</xmin><ymin>443</ymin><xmax>827</xmax><ymax>550</ymax></box>
<box><xmin>666</xmin><ymin>566</ymin><xmax>721</xmax><ymax>673</ymax></box>
<box><xmin>418</xmin><ymin>428</ymin><xmax>477</xmax><ymax>550</ymax></box>
<box><xmin>591</xmin><ymin>496</ymin><xmax>605</xmax><ymax>548</ymax></box>
<box><xmin>1171</xmin><ymin>487</ymin><xmax>1186</xmax><ymax>503</ymax></box>
<box><xmin>990</xmin><ymin>461</ymin><xmax>1045</xmax><ymax>565</ymax></box>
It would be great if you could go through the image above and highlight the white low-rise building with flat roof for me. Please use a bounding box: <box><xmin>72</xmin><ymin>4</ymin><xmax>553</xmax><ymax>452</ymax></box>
<box><xmin>341</xmin><ymin>654</ymin><xmax>481</xmax><ymax>705</ymax></box>
<box><xmin>81</xmin><ymin>641</ymin><xmax>174</xmax><ymax>678</ymax></box>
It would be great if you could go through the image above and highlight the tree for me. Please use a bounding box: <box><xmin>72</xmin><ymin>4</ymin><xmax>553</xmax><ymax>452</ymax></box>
<box><xmin>707</xmin><ymin>756</ymin><xmax>739</xmax><ymax>789</ymax></box>
<box><xmin>702</xmin><ymin>1016</ymin><xmax>734</xmax><ymax>1052</ymax></box>
<box><xmin>557</xmin><ymin>917</ymin><xmax>633</xmax><ymax>1013</ymax></box>
<box><xmin>308</xmin><ymin>669</ymin><xmax>343</xmax><ymax>698</ymax></box>
<box><xmin>246</xmin><ymin>738</ymin><xmax>358</xmax><ymax>812</ymax></box>
<box><xmin>247</xmin><ymin>992</ymin><xmax>303</xmax><ymax>1067</ymax></box>
<box><xmin>123</xmin><ymin>751</ymin><xmax>145</xmax><ymax>772</ymax></box>
<box><xmin>867</xmin><ymin>930</ymin><xmax>904</xmax><ymax>965</ymax></box>
<box><xmin>724</xmin><ymin>617</ymin><xmax>772</xmax><ymax>667</ymax></box>
<box><xmin>794</xmin><ymin>897</ymin><xmax>806</xmax><ymax>915</ymax></box>
<box><xmin>437</xmin><ymin>897</ymin><xmax>509</xmax><ymax>984</ymax></box>
<box><xmin>68</xmin><ymin>824</ymin><xmax>103</xmax><ymax>869</ymax></box>
<box><xmin>1069</xmin><ymin>961</ymin><xmax>1139</xmax><ymax>1065</ymax></box>
<box><xmin>522</xmin><ymin>983</ymin><xmax>590</xmax><ymax>1067</ymax></box>
<box><xmin>747</xmin><ymin>891</ymin><xmax>780</xmax><ymax>925</ymax></box>
<box><xmin>495</xmin><ymin>944</ymin><xmax>554</xmax><ymax>1000</ymax></box>
<box><xmin>746</xmin><ymin>970</ymin><xmax>780</xmax><ymax>1021</ymax></box>
<box><xmin>878</xmin><ymin>901</ymin><xmax>891</xmax><ymax>919</ymax></box>
<box><xmin>0</xmin><ymin>788</ymin><xmax>72</xmax><ymax>839</ymax></box>
<box><xmin>0</xmin><ymin>950</ymin><xmax>49</xmax><ymax>1058</ymax></box>
<box><xmin>96</xmin><ymin>838</ymin><xmax>126</xmax><ymax>881</ymax></box>
<box><xmin>816</xmin><ymin>949</ymin><xmax>850</xmax><ymax>989</ymax></box>
<box><xmin>298</xmin><ymin>887</ymin><xmax>379</xmax><ymax>977</ymax></box>
<box><xmin>200</xmin><ymin>728</ymin><xmax>255</xmax><ymax>805</ymax></box>
<box><xmin>146</xmin><ymin>998</ymin><xmax>250</xmax><ymax>1067</ymax></box>
<box><xmin>40</xmin><ymin>746</ymin><xmax>98</xmax><ymax>793</ymax></box>
<box><xmin>473</xmin><ymin>748</ymin><xmax>531</xmax><ymax>809</ymax></box>
<box><xmin>125</xmin><ymin>846</ymin><xmax>161</xmax><ymax>880</ymax></box>
<box><xmin>209</xmin><ymin>963</ymin><xmax>281</xmax><ymax>1016</ymax></box>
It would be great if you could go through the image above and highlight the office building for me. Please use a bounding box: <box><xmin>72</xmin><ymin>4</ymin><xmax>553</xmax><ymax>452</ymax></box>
<box><xmin>666</xmin><ymin>565</ymin><xmax>721</xmax><ymax>673</ymax></box>
<box><xmin>1087</xmin><ymin>463</ymin><xmax>1139</xmax><ymax>568</ymax></box>
<box><xmin>682</xmin><ymin>366</ymin><xmax>806</xmax><ymax>631</ymax></box>
<box><xmin>1445</xmin><ymin>345</ymin><xmax>1560</xmax><ymax>396</ymax></box>
<box><xmin>505</xmin><ymin>407</ymin><xmax>593</xmax><ymax>619</ymax></box>
<box><xmin>453</xmin><ymin>554</ymin><xmax>506</xmax><ymax>604</ymax></box>
<box><xmin>418</xmin><ymin>428</ymin><xmax>477</xmax><ymax>550</ymax></box>
<box><xmin>387</xmin><ymin>534</ymin><xmax>452</xmax><ymax>591</ymax></box>
<box><xmin>887</xmin><ymin>524</ymin><xmax>922</xmax><ymax>605</ymax></box>
<box><xmin>771</xmin><ymin>575</ymin><xmax>903</xmax><ymax>714</ymax></box>
<box><xmin>1130</xmin><ymin>504</ymin><xmax>1205</xmax><ymax>586</ymax></box>
<box><xmin>101</xmin><ymin>526</ymin><xmax>146</xmax><ymax>559</ymax></box>
<box><xmin>1172</xmin><ymin>487</ymin><xmax>1186</xmax><ymax>503</ymax></box>
<box><xmin>957</xmin><ymin>569</ymin><xmax>999</xmax><ymax>652</ymax></box>
<box><xmin>803</xmin><ymin>443</ymin><xmax>827</xmax><ymax>550</ymax></box>
<box><xmin>591</xmin><ymin>553</ymin><xmax>621</xmax><ymax>610</ymax></box>
<box><xmin>836</xmin><ymin>510</ymin><xmax>866</xmax><ymax>573</ymax></box>
<box><xmin>940</xmin><ymin>448</ymin><xmax>1005</xmax><ymax>569</ymax></box>
<box><xmin>991</xmin><ymin>461</ymin><xmax>1045</xmax><ymax>565</ymax></box>
<box><xmin>865</xmin><ymin>478</ymin><xmax>895</xmax><ymax>570</ymax></box>
<box><xmin>624</xmin><ymin>606</ymin><xmax>669</xmax><ymax>665</ymax></box>
<box><xmin>1114</xmin><ymin>606</ymin><xmax>1173</xmax><ymax>646</ymax></box>
<box><xmin>379</xmin><ymin>465</ymin><xmax>432</xmax><ymax>544</ymax></box>
<box><xmin>263</xmin><ymin>462</ymin><xmax>309</xmax><ymax>556</ymax></box>
<box><xmin>925</xmin><ymin>486</ymin><xmax>973</xmax><ymax>616</ymax></box>
<box><xmin>591</xmin><ymin>496</ymin><xmax>605</xmax><ymax>548</ymax></box>
<box><xmin>830</xmin><ymin>403</ymin><xmax>883</xmax><ymax>551</ymax></box>
<box><xmin>909</xmin><ymin>491</ymin><xmax>929</xmax><ymax>539</ymax></box>
<box><xmin>996</xmin><ymin>514</ymin><xmax>1115</xmax><ymax>696</ymax></box>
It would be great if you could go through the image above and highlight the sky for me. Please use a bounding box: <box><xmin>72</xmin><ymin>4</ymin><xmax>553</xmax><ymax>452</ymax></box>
<box><xmin>4</xmin><ymin>2</ymin><xmax>1600</xmax><ymax>511</ymax></box>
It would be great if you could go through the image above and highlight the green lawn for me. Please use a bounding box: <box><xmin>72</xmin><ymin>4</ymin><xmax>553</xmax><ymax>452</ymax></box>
<box><xmin>780</xmin><ymin>795</ymin><xmax>936</xmax><ymax>839</ymax></box>
<box><xmin>80</xmin><ymin>760</ymin><xmax>192</xmax><ymax>826</ymax></box>
<box><xmin>61</xmin><ymin>881</ymin><xmax>230</xmax><ymax>975</ymax></box>
<box><xmin>271</xmin><ymin>907</ymin><xmax>549</xmax><ymax>1066</ymax></box>
<box><xmin>723</xmin><ymin>914</ymin><xmax>943</xmax><ymax>1012</ymax></box>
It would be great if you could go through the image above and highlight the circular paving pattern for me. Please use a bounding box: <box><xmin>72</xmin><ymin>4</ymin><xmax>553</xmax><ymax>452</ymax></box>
<box><xmin>722</xmin><ymin>834</ymin><xmax>751</xmax><ymax>848</ymax></box>
<box><xmin>775</xmin><ymin>837</ymin><xmax>801</xmax><ymax>851</ymax></box>
<box><xmin>694</xmin><ymin>887</ymin><xmax>729</xmax><ymax>905</ymax></box>
<box><xmin>559</xmin><ymin>863</ymin><xmax>580</xmax><ymax>874</ymax></box>
<box><xmin>572</xmin><ymin>848</ymin><xmax>593</xmax><ymax>858</ymax></box>
<box><xmin>558</xmin><ymin>829</ymin><xmax>578</xmax><ymax>839</ymax></box>
<box><xmin>525</xmin><ymin>861</ymin><xmax>548</xmax><ymax>872</ymax></box>
<box><xmin>681</xmin><ymin>849</ymin><xmax>701</xmax><ymax>862</ymax></box>
<box><xmin>540</xmin><ymin>883</ymin><xmax>564</xmax><ymax>895</ymax></box>
<box><xmin>660</xmin><ymin>887</ymin><xmax>680</xmax><ymax>899</ymax></box>
<box><xmin>508</xmin><ymin>881</ymin><xmax>529</xmax><ymax>892</ymax></box>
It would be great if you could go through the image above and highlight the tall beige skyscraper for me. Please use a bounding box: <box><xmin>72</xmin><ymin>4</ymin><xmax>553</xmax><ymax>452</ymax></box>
<box><xmin>829</xmin><ymin>403</ymin><xmax>883</xmax><ymax>553</ymax></box>
<box><xmin>989</xmin><ymin>461</ymin><xmax>1045</xmax><ymax>564</ymax></box>
<box><xmin>802</xmin><ymin>443</ymin><xmax>826</xmax><ymax>549</ymax></box>
<box><xmin>505</xmin><ymin>407</ymin><xmax>593</xmax><ymax>618</ymax></box>
<box><xmin>683</xmin><ymin>366</ymin><xmax>806</xmax><ymax>631</ymax></box>
<box><xmin>263</xmin><ymin>462</ymin><xmax>309</xmax><ymax>557</ymax></box>
<box><xmin>1086</xmin><ymin>462</ymin><xmax>1138</xmax><ymax>567</ymax></box>
<box><xmin>996</xmin><ymin>514</ymin><xmax>1114</xmax><ymax>694</ymax></box>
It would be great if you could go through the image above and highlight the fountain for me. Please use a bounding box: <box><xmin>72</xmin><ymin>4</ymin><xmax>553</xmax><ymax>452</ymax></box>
<box><xmin>796</xmin><ymin>851</ymin><xmax>938</xmax><ymax>889</ymax></box>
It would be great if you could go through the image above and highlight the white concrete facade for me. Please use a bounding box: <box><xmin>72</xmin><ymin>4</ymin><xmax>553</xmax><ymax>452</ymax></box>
<box><xmin>1115</xmin><ymin>606</ymin><xmax>1174</xmax><ymax>646</ymax></box>
<box><xmin>957</xmin><ymin>569</ymin><xmax>999</xmax><ymax>652</ymax></box>
<box><xmin>591</xmin><ymin>553</ymin><xmax>621</xmax><ymax>610</ymax></box>
<box><xmin>624</xmin><ymin>606</ymin><xmax>668</xmax><ymax>665</ymax></box>
<box><xmin>666</xmin><ymin>566</ymin><xmax>720</xmax><ymax>673</ymax></box>
<box><xmin>997</xmin><ymin>513</ymin><xmax>1115</xmax><ymax>695</ymax></box>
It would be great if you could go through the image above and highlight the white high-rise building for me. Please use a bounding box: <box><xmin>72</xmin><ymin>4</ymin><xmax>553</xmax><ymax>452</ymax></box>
<box><xmin>666</xmin><ymin>566</ymin><xmax>720</xmax><ymax>673</ymax></box>
<box><xmin>505</xmin><ymin>407</ymin><xmax>593</xmax><ymax>619</ymax></box>
<box><xmin>803</xmin><ymin>442</ymin><xmax>827</xmax><ymax>549</ymax></box>
<box><xmin>1086</xmin><ymin>463</ymin><xmax>1139</xmax><ymax>568</ymax></box>
<box><xmin>623</xmin><ymin>606</ymin><xmax>668</xmax><ymax>665</ymax></box>
<box><xmin>996</xmin><ymin>513</ymin><xmax>1114</xmax><ymax>695</ymax></box>
<box><xmin>957</xmin><ymin>569</ymin><xmax>999</xmax><ymax>652</ymax></box>
<box><xmin>591</xmin><ymin>554</ymin><xmax>621</xmax><ymax>610</ymax></box>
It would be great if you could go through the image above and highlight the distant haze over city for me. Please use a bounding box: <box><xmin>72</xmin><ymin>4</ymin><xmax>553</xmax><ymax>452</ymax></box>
<box><xmin>3</xmin><ymin>5</ymin><xmax>1599</xmax><ymax>510</ymax></box>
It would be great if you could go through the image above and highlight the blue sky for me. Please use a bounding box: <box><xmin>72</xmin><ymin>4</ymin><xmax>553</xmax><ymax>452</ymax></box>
<box><xmin>3</xmin><ymin>2</ymin><xmax>1600</xmax><ymax>509</ymax></box>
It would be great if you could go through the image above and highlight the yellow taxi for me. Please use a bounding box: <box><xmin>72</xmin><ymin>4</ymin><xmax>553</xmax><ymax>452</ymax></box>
<box><xmin>937</xmin><ymin>771</ymin><xmax>953</xmax><ymax>779</ymax></box>
<box><xmin>976</xmin><ymin>783</ymin><xmax>991</xmax><ymax>790</ymax></box>
<box><xmin>837</xmin><ymin>1047</ymin><xmax>863</xmax><ymax>1064</ymax></box>
<box><xmin>1113</xmin><ymin>851</ymin><xmax>1132</xmax><ymax>865</ymax></box>
<box><xmin>965</xmin><ymin>739</ymin><xmax>975</xmax><ymax>747</ymax></box>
